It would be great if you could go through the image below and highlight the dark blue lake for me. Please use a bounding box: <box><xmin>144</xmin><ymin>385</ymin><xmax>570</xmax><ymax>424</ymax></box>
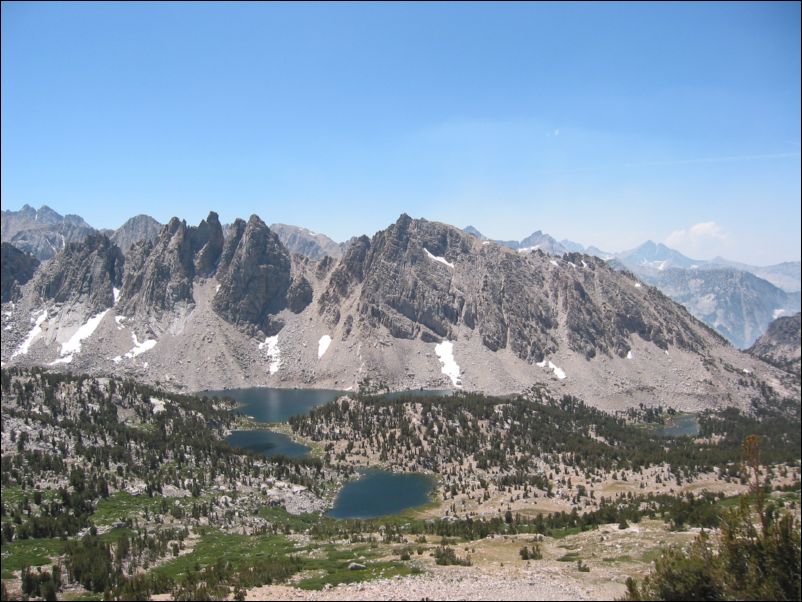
<box><xmin>327</xmin><ymin>469</ymin><xmax>435</xmax><ymax>519</ymax></box>
<box><xmin>203</xmin><ymin>387</ymin><xmax>343</xmax><ymax>423</ymax></box>
<box><xmin>656</xmin><ymin>414</ymin><xmax>700</xmax><ymax>437</ymax></box>
<box><xmin>226</xmin><ymin>430</ymin><xmax>310</xmax><ymax>459</ymax></box>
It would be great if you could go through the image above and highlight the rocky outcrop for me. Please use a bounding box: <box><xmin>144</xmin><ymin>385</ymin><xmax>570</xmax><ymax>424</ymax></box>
<box><xmin>31</xmin><ymin>234</ymin><xmax>123</xmax><ymax>311</ymax></box>
<box><xmin>190</xmin><ymin>211</ymin><xmax>224</xmax><ymax>276</ymax></box>
<box><xmin>119</xmin><ymin>218</ymin><xmax>196</xmax><ymax>315</ymax></box>
<box><xmin>118</xmin><ymin>212</ymin><xmax>224</xmax><ymax>316</ymax></box>
<box><xmin>212</xmin><ymin>215</ymin><xmax>292</xmax><ymax>334</ymax></box>
<box><xmin>1</xmin><ymin>243</ymin><xmax>40</xmax><ymax>303</ymax></box>
<box><xmin>111</xmin><ymin>214</ymin><xmax>162</xmax><ymax>252</ymax></box>
<box><xmin>747</xmin><ymin>313</ymin><xmax>801</xmax><ymax>375</ymax></box>
<box><xmin>321</xmin><ymin>215</ymin><xmax>714</xmax><ymax>364</ymax></box>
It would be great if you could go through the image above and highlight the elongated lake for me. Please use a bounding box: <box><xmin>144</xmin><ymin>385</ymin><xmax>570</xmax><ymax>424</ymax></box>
<box><xmin>225</xmin><ymin>429</ymin><xmax>310</xmax><ymax>459</ymax></box>
<box><xmin>203</xmin><ymin>387</ymin><xmax>343</xmax><ymax>423</ymax></box>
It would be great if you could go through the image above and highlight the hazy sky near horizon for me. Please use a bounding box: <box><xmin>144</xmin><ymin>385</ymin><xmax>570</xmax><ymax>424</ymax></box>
<box><xmin>2</xmin><ymin>2</ymin><xmax>800</xmax><ymax>264</ymax></box>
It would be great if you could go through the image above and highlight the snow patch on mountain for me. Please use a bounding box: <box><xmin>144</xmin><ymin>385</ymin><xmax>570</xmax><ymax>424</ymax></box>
<box><xmin>11</xmin><ymin>309</ymin><xmax>48</xmax><ymax>358</ymax></box>
<box><xmin>548</xmin><ymin>361</ymin><xmax>567</xmax><ymax>380</ymax></box>
<box><xmin>49</xmin><ymin>355</ymin><xmax>74</xmax><ymax>365</ymax></box>
<box><xmin>318</xmin><ymin>335</ymin><xmax>332</xmax><ymax>359</ymax></box>
<box><xmin>259</xmin><ymin>335</ymin><xmax>281</xmax><ymax>374</ymax></box>
<box><xmin>536</xmin><ymin>357</ymin><xmax>566</xmax><ymax>379</ymax></box>
<box><xmin>150</xmin><ymin>396</ymin><xmax>167</xmax><ymax>413</ymax></box>
<box><xmin>60</xmin><ymin>309</ymin><xmax>109</xmax><ymax>357</ymax></box>
<box><xmin>424</xmin><ymin>248</ymin><xmax>454</xmax><ymax>269</ymax></box>
<box><xmin>113</xmin><ymin>333</ymin><xmax>157</xmax><ymax>363</ymax></box>
<box><xmin>434</xmin><ymin>341</ymin><xmax>462</xmax><ymax>387</ymax></box>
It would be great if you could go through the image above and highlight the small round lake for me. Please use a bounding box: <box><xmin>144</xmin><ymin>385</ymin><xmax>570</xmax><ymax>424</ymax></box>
<box><xmin>327</xmin><ymin>469</ymin><xmax>435</xmax><ymax>519</ymax></box>
<box><xmin>656</xmin><ymin>414</ymin><xmax>700</xmax><ymax>437</ymax></box>
<box><xmin>203</xmin><ymin>387</ymin><xmax>344</xmax><ymax>424</ymax></box>
<box><xmin>226</xmin><ymin>430</ymin><xmax>310</xmax><ymax>459</ymax></box>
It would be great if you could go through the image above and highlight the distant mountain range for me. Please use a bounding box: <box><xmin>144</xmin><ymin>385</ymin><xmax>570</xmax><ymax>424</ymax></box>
<box><xmin>1</xmin><ymin>204</ymin><xmax>96</xmax><ymax>261</ymax></box>
<box><xmin>2</xmin><ymin>205</ymin><xmax>799</xmax><ymax>350</ymax></box>
<box><xmin>2</xmin><ymin>208</ymin><xmax>798</xmax><ymax>415</ymax></box>
<box><xmin>459</xmin><ymin>226</ymin><xmax>800</xmax><ymax>348</ymax></box>
<box><xmin>463</xmin><ymin>225</ymin><xmax>586</xmax><ymax>257</ymax></box>
<box><xmin>269</xmin><ymin>223</ymin><xmax>344</xmax><ymax>260</ymax></box>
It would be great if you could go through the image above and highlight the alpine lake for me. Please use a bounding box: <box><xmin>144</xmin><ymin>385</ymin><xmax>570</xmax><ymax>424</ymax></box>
<box><xmin>655</xmin><ymin>413</ymin><xmax>700</xmax><ymax>437</ymax></box>
<box><xmin>203</xmin><ymin>387</ymin><xmax>443</xmax><ymax>519</ymax></box>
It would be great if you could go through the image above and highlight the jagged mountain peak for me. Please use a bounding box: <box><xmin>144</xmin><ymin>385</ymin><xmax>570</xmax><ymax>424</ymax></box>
<box><xmin>118</xmin><ymin>213</ymin><xmax>223</xmax><ymax>315</ymax></box>
<box><xmin>212</xmin><ymin>213</ymin><xmax>294</xmax><ymax>335</ymax></box>
<box><xmin>33</xmin><ymin>232</ymin><xmax>124</xmax><ymax>312</ymax></box>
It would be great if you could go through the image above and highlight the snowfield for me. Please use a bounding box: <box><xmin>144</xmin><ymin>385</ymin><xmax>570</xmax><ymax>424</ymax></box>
<box><xmin>318</xmin><ymin>335</ymin><xmax>332</xmax><ymax>359</ymax></box>
<box><xmin>259</xmin><ymin>335</ymin><xmax>281</xmax><ymax>374</ymax></box>
<box><xmin>113</xmin><ymin>333</ymin><xmax>158</xmax><ymax>363</ymax></box>
<box><xmin>11</xmin><ymin>310</ymin><xmax>48</xmax><ymax>358</ymax></box>
<box><xmin>434</xmin><ymin>341</ymin><xmax>462</xmax><ymax>387</ymax></box>
<box><xmin>60</xmin><ymin>309</ymin><xmax>110</xmax><ymax>358</ymax></box>
<box><xmin>537</xmin><ymin>357</ymin><xmax>567</xmax><ymax>379</ymax></box>
<box><xmin>150</xmin><ymin>396</ymin><xmax>167</xmax><ymax>414</ymax></box>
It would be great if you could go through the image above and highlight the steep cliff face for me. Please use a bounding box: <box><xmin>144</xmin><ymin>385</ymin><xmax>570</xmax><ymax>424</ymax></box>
<box><xmin>212</xmin><ymin>215</ymin><xmax>292</xmax><ymax>334</ymax></box>
<box><xmin>32</xmin><ymin>233</ymin><xmax>123</xmax><ymax>311</ymax></box>
<box><xmin>1</xmin><ymin>243</ymin><xmax>40</xmax><ymax>303</ymax></box>
<box><xmin>748</xmin><ymin>313</ymin><xmax>801</xmax><ymax>375</ymax></box>
<box><xmin>118</xmin><ymin>218</ymin><xmax>196</xmax><ymax>315</ymax></box>
<box><xmin>191</xmin><ymin>212</ymin><xmax>224</xmax><ymax>277</ymax></box>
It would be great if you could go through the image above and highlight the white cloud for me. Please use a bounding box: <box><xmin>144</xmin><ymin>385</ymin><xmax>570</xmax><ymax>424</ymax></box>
<box><xmin>665</xmin><ymin>221</ymin><xmax>727</xmax><ymax>258</ymax></box>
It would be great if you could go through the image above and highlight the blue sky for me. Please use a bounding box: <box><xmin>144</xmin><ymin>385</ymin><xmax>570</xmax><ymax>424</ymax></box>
<box><xmin>2</xmin><ymin>2</ymin><xmax>800</xmax><ymax>264</ymax></box>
